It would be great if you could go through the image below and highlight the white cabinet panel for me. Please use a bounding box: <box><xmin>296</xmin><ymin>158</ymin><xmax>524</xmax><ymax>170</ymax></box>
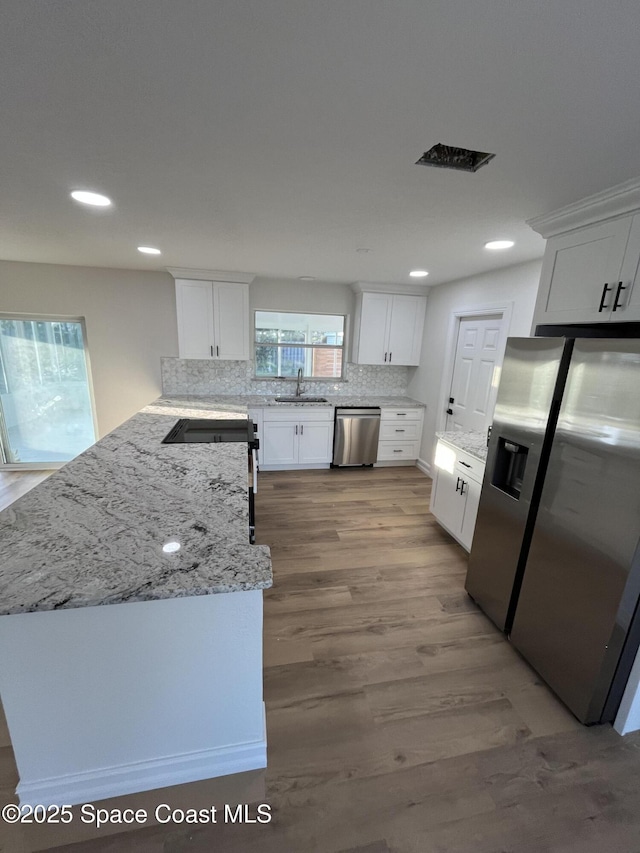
<box><xmin>614</xmin><ymin>213</ymin><xmax>640</xmax><ymax>322</ymax></box>
<box><xmin>356</xmin><ymin>294</ymin><xmax>392</xmax><ymax>364</ymax></box>
<box><xmin>460</xmin><ymin>476</ymin><xmax>481</xmax><ymax>550</ymax></box>
<box><xmin>430</xmin><ymin>440</ymin><xmax>486</xmax><ymax>552</ymax></box>
<box><xmin>261</xmin><ymin>407</ymin><xmax>334</xmax><ymax>468</ymax></box>
<box><xmin>353</xmin><ymin>292</ymin><xmax>426</xmax><ymax>366</ymax></box>
<box><xmin>387</xmin><ymin>295</ymin><xmax>427</xmax><ymax>366</ymax></box>
<box><xmin>262</xmin><ymin>422</ymin><xmax>297</xmax><ymax>465</ymax></box>
<box><xmin>175</xmin><ymin>280</ymin><xmax>215</xmax><ymax>359</ymax></box>
<box><xmin>377</xmin><ymin>407</ymin><xmax>424</xmax><ymax>464</ymax></box>
<box><xmin>298</xmin><ymin>422</ymin><xmax>334</xmax><ymax>464</ymax></box>
<box><xmin>532</xmin><ymin>216</ymin><xmax>634</xmax><ymax>327</ymax></box>
<box><xmin>431</xmin><ymin>465</ymin><xmax>464</xmax><ymax>534</ymax></box>
<box><xmin>175</xmin><ymin>280</ymin><xmax>249</xmax><ymax>360</ymax></box>
<box><xmin>213</xmin><ymin>283</ymin><xmax>250</xmax><ymax>360</ymax></box>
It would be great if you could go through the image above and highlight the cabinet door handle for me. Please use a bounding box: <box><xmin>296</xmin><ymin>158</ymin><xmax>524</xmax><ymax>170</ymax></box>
<box><xmin>393</xmin><ymin>449</ymin><xmax>403</xmax><ymax>453</ymax></box>
<box><xmin>300</xmin><ymin>424</ymin><xmax>304</xmax><ymax>435</ymax></box>
<box><xmin>446</xmin><ymin>408</ymin><xmax>453</xmax><ymax>415</ymax></box>
<box><xmin>396</xmin><ymin>412</ymin><xmax>407</xmax><ymax>416</ymax></box>
<box><xmin>459</xmin><ymin>461</ymin><xmax>471</xmax><ymax>468</ymax></box>
<box><xmin>598</xmin><ymin>282</ymin><xmax>612</xmax><ymax>312</ymax></box>
<box><xmin>389</xmin><ymin>352</ymin><xmax>392</xmax><ymax>363</ymax></box>
<box><xmin>216</xmin><ymin>345</ymin><xmax>220</xmax><ymax>357</ymax></box>
<box><xmin>455</xmin><ymin>476</ymin><xmax>462</xmax><ymax>492</ymax></box>
<box><xmin>395</xmin><ymin>429</ymin><xmax>405</xmax><ymax>432</ymax></box>
<box><xmin>295</xmin><ymin>425</ymin><xmax>298</xmax><ymax>435</ymax></box>
<box><xmin>612</xmin><ymin>281</ymin><xmax>627</xmax><ymax>312</ymax></box>
<box><xmin>384</xmin><ymin>352</ymin><xmax>388</xmax><ymax>362</ymax></box>
<box><xmin>460</xmin><ymin>479</ymin><xmax>467</xmax><ymax>495</ymax></box>
<box><xmin>210</xmin><ymin>345</ymin><xmax>214</xmax><ymax>357</ymax></box>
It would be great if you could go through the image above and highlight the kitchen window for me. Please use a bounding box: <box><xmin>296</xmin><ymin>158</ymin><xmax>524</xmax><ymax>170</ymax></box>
<box><xmin>0</xmin><ymin>315</ymin><xmax>97</xmax><ymax>468</ymax></box>
<box><xmin>254</xmin><ymin>311</ymin><xmax>345</xmax><ymax>379</ymax></box>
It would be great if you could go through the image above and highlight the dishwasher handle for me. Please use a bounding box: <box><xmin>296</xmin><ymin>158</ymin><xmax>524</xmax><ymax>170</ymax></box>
<box><xmin>335</xmin><ymin>408</ymin><xmax>381</xmax><ymax>418</ymax></box>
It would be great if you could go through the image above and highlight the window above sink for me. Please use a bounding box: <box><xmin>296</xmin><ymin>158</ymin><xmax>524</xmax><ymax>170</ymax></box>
<box><xmin>254</xmin><ymin>310</ymin><xmax>345</xmax><ymax>380</ymax></box>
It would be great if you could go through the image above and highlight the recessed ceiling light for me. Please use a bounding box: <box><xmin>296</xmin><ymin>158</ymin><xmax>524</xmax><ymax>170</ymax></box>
<box><xmin>409</xmin><ymin>270</ymin><xmax>429</xmax><ymax>278</ymax></box>
<box><xmin>137</xmin><ymin>246</ymin><xmax>162</xmax><ymax>255</ymax></box>
<box><xmin>485</xmin><ymin>240</ymin><xmax>514</xmax><ymax>250</ymax></box>
<box><xmin>70</xmin><ymin>190</ymin><xmax>112</xmax><ymax>207</ymax></box>
<box><xmin>298</xmin><ymin>276</ymin><xmax>315</xmax><ymax>281</ymax></box>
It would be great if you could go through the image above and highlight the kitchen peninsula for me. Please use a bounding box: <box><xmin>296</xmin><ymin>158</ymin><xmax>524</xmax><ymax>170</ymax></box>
<box><xmin>0</xmin><ymin>397</ymin><xmax>272</xmax><ymax>806</ymax></box>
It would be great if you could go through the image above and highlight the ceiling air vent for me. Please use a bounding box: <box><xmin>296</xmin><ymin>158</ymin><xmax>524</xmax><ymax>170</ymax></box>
<box><xmin>416</xmin><ymin>144</ymin><xmax>495</xmax><ymax>173</ymax></box>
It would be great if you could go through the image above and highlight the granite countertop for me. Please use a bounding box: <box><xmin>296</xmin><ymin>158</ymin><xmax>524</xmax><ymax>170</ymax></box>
<box><xmin>0</xmin><ymin>396</ymin><xmax>272</xmax><ymax>616</ymax></box>
<box><xmin>197</xmin><ymin>394</ymin><xmax>425</xmax><ymax>409</ymax></box>
<box><xmin>436</xmin><ymin>430</ymin><xmax>489</xmax><ymax>463</ymax></box>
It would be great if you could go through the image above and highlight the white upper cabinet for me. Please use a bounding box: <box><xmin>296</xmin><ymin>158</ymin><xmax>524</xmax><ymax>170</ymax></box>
<box><xmin>174</xmin><ymin>277</ymin><xmax>250</xmax><ymax>360</ymax></box>
<box><xmin>352</xmin><ymin>290</ymin><xmax>427</xmax><ymax>365</ymax></box>
<box><xmin>528</xmin><ymin>178</ymin><xmax>640</xmax><ymax>328</ymax></box>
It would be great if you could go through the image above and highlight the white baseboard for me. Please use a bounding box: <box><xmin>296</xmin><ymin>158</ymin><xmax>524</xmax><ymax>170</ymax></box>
<box><xmin>259</xmin><ymin>462</ymin><xmax>330</xmax><ymax>471</ymax></box>
<box><xmin>416</xmin><ymin>457</ymin><xmax>432</xmax><ymax>477</ymax></box>
<box><xmin>18</xmin><ymin>717</ymin><xmax>267</xmax><ymax>807</ymax></box>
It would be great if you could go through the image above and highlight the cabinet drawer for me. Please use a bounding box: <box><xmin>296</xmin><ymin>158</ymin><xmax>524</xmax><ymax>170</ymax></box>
<box><xmin>263</xmin><ymin>406</ymin><xmax>333</xmax><ymax>422</ymax></box>
<box><xmin>380</xmin><ymin>421</ymin><xmax>421</xmax><ymax>441</ymax></box>
<box><xmin>377</xmin><ymin>440</ymin><xmax>420</xmax><ymax>461</ymax></box>
<box><xmin>380</xmin><ymin>407</ymin><xmax>423</xmax><ymax>422</ymax></box>
<box><xmin>455</xmin><ymin>450</ymin><xmax>485</xmax><ymax>485</ymax></box>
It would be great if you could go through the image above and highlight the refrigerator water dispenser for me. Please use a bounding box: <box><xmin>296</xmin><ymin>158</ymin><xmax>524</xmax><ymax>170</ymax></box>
<box><xmin>491</xmin><ymin>438</ymin><xmax>529</xmax><ymax>499</ymax></box>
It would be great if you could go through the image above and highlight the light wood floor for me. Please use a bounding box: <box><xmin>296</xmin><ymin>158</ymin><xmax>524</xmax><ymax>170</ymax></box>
<box><xmin>0</xmin><ymin>470</ymin><xmax>52</xmax><ymax>512</ymax></box>
<box><xmin>2</xmin><ymin>466</ymin><xmax>640</xmax><ymax>852</ymax></box>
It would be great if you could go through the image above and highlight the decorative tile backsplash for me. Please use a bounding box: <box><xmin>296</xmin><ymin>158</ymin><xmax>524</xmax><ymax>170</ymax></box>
<box><xmin>161</xmin><ymin>358</ymin><xmax>409</xmax><ymax>397</ymax></box>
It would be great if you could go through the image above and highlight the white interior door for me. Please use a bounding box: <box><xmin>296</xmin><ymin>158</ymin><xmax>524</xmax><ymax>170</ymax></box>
<box><xmin>445</xmin><ymin>315</ymin><xmax>505</xmax><ymax>432</ymax></box>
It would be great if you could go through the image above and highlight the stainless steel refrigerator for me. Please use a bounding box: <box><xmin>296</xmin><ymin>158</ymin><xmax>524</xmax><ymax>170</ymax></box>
<box><xmin>466</xmin><ymin>336</ymin><xmax>640</xmax><ymax>724</ymax></box>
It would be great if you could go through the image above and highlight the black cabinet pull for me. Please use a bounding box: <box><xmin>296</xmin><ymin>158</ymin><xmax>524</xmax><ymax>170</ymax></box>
<box><xmin>300</xmin><ymin>424</ymin><xmax>304</xmax><ymax>435</ymax></box>
<box><xmin>395</xmin><ymin>429</ymin><xmax>405</xmax><ymax>433</ymax></box>
<box><xmin>384</xmin><ymin>352</ymin><xmax>387</xmax><ymax>362</ymax></box>
<box><xmin>389</xmin><ymin>352</ymin><xmax>392</xmax><ymax>362</ymax></box>
<box><xmin>613</xmin><ymin>281</ymin><xmax>627</xmax><ymax>312</ymax></box>
<box><xmin>459</xmin><ymin>461</ymin><xmax>471</xmax><ymax>468</ymax></box>
<box><xmin>598</xmin><ymin>282</ymin><xmax>612</xmax><ymax>312</ymax></box>
<box><xmin>210</xmin><ymin>345</ymin><xmax>214</xmax><ymax>356</ymax></box>
<box><xmin>216</xmin><ymin>345</ymin><xmax>220</xmax><ymax>357</ymax></box>
<box><xmin>460</xmin><ymin>479</ymin><xmax>467</xmax><ymax>495</ymax></box>
<box><xmin>446</xmin><ymin>408</ymin><xmax>453</xmax><ymax>415</ymax></box>
<box><xmin>455</xmin><ymin>476</ymin><xmax>462</xmax><ymax>492</ymax></box>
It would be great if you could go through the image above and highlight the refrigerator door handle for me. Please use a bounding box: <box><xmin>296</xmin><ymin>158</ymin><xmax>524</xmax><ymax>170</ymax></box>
<box><xmin>598</xmin><ymin>282</ymin><xmax>612</xmax><ymax>312</ymax></box>
<box><xmin>612</xmin><ymin>281</ymin><xmax>627</xmax><ymax>312</ymax></box>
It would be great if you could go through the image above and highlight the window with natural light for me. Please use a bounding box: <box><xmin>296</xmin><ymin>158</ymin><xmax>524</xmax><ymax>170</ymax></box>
<box><xmin>254</xmin><ymin>311</ymin><xmax>345</xmax><ymax>379</ymax></box>
<box><xmin>0</xmin><ymin>316</ymin><xmax>97</xmax><ymax>465</ymax></box>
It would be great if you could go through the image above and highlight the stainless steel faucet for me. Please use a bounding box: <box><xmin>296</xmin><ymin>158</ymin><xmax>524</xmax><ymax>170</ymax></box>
<box><xmin>295</xmin><ymin>367</ymin><xmax>306</xmax><ymax>397</ymax></box>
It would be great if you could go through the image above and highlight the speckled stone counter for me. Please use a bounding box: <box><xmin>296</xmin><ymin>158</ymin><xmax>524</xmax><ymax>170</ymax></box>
<box><xmin>192</xmin><ymin>394</ymin><xmax>425</xmax><ymax>409</ymax></box>
<box><xmin>436</xmin><ymin>430</ymin><xmax>489</xmax><ymax>462</ymax></box>
<box><xmin>0</xmin><ymin>396</ymin><xmax>272</xmax><ymax>616</ymax></box>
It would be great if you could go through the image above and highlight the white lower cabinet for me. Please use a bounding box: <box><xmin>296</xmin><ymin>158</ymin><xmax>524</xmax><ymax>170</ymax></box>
<box><xmin>260</xmin><ymin>408</ymin><xmax>334</xmax><ymax>469</ymax></box>
<box><xmin>376</xmin><ymin>407</ymin><xmax>424</xmax><ymax>464</ymax></box>
<box><xmin>430</xmin><ymin>439</ymin><xmax>485</xmax><ymax>552</ymax></box>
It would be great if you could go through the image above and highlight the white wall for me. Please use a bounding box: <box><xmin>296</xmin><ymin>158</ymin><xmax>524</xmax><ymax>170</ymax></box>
<box><xmin>408</xmin><ymin>260</ymin><xmax>542</xmax><ymax>469</ymax></box>
<box><xmin>0</xmin><ymin>261</ymin><xmax>178</xmax><ymax>436</ymax></box>
<box><xmin>250</xmin><ymin>277</ymin><xmax>354</xmax><ymax>322</ymax></box>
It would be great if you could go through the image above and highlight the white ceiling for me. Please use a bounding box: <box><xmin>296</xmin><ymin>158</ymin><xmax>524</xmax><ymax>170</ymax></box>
<box><xmin>3</xmin><ymin>0</ymin><xmax>640</xmax><ymax>287</ymax></box>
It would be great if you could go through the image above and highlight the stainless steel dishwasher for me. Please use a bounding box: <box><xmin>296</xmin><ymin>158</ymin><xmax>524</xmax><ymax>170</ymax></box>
<box><xmin>332</xmin><ymin>407</ymin><xmax>381</xmax><ymax>466</ymax></box>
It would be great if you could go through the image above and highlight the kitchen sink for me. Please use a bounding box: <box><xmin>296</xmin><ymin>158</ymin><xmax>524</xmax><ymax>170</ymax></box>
<box><xmin>274</xmin><ymin>396</ymin><xmax>328</xmax><ymax>403</ymax></box>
